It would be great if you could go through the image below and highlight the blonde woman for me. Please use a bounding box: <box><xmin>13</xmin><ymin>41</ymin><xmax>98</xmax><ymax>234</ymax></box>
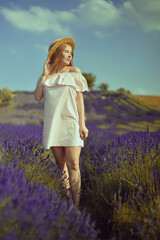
<box><xmin>34</xmin><ymin>37</ymin><xmax>89</xmax><ymax>208</ymax></box>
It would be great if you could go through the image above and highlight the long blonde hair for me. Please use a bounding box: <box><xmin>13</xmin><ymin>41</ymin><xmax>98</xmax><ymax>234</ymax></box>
<box><xmin>47</xmin><ymin>43</ymin><xmax>74</xmax><ymax>76</ymax></box>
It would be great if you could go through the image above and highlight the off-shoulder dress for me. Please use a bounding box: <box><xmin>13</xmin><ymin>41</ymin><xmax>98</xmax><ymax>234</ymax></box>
<box><xmin>42</xmin><ymin>72</ymin><xmax>89</xmax><ymax>149</ymax></box>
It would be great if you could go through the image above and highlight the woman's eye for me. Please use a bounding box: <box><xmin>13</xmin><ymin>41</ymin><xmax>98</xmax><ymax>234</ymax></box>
<box><xmin>65</xmin><ymin>51</ymin><xmax>72</xmax><ymax>54</ymax></box>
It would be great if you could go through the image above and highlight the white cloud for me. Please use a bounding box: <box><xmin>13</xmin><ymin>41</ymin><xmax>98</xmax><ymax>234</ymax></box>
<box><xmin>0</xmin><ymin>0</ymin><xmax>160</xmax><ymax>38</ymax></box>
<box><xmin>0</xmin><ymin>6</ymin><xmax>74</xmax><ymax>36</ymax></box>
<box><xmin>73</xmin><ymin>0</ymin><xmax>160</xmax><ymax>33</ymax></box>
<box><xmin>72</xmin><ymin>0</ymin><xmax>123</xmax><ymax>28</ymax></box>
<box><xmin>133</xmin><ymin>88</ymin><xmax>148</xmax><ymax>95</ymax></box>
<box><xmin>122</xmin><ymin>0</ymin><xmax>160</xmax><ymax>32</ymax></box>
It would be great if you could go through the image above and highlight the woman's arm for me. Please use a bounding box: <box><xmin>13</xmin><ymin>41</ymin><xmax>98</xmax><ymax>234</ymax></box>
<box><xmin>76</xmin><ymin>92</ymin><xmax>85</xmax><ymax>126</ymax></box>
<box><xmin>34</xmin><ymin>59</ymin><xmax>50</xmax><ymax>101</ymax></box>
<box><xmin>72</xmin><ymin>67</ymin><xmax>85</xmax><ymax>125</ymax></box>
<box><xmin>76</xmin><ymin>92</ymin><xmax>89</xmax><ymax>140</ymax></box>
<box><xmin>73</xmin><ymin>66</ymin><xmax>89</xmax><ymax>139</ymax></box>
<box><xmin>34</xmin><ymin>74</ymin><xmax>47</xmax><ymax>101</ymax></box>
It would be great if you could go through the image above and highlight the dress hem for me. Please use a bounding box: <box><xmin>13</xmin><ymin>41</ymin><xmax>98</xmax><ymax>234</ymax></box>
<box><xmin>43</xmin><ymin>145</ymin><xmax>84</xmax><ymax>149</ymax></box>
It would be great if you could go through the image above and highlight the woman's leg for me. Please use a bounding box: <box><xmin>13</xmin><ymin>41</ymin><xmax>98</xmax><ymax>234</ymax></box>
<box><xmin>64</xmin><ymin>146</ymin><xmax>81</xmax><ymax>207</ymax></box>
<box><xmin>50</xmin><ymin>146</ymin><xmax>70</xmax><ymax>198</ymax></box>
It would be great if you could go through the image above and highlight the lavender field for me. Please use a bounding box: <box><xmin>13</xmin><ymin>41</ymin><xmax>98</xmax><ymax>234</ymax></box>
<box><xmin>0</xmin><ymin>90</ymin><xmax>160</xmax><ymax>240</ymax></box>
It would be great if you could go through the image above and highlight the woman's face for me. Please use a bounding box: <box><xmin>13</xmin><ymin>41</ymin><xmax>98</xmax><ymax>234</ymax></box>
<box><xmin>60</xmin><ymin>44</ymin><xmax>73</xmax><ymax>65</ymax></box>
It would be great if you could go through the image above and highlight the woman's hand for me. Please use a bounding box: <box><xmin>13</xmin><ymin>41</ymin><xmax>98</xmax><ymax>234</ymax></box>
<box><xmin>79</xmin><ymin>125</ymin><xmax>89</xmax><ymax>140</ymax></box>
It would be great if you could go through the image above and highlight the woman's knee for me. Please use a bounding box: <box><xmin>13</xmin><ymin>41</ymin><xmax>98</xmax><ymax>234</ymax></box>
<box><xmin>67</xmin><ymin>159</ymin><xmax>79</xmax><ymax>172</ymax></box>
<box><xmin>65</xmin><ymin>147</ymin><xmax>81</xmax><ymax>170</ymax></box>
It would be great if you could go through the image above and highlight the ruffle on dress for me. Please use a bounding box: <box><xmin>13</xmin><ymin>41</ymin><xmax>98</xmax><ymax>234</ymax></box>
<box><xmin>43</xmin><ymin>72</ymin><xmax>89</xmax><ymax>92</ymax></box>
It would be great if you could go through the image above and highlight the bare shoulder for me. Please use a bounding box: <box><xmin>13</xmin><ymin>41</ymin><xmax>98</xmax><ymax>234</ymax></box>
<box><xmin>69</xmin><ymin>67</ymin><xmax>82</xmax><ymax>74</ymax></box>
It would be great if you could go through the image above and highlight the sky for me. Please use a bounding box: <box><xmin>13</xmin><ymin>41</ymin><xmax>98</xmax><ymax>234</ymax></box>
<box><xmin>0</xmin><ymin>0</ymin><xmax>160</xmax><ymax>95</ymax></box>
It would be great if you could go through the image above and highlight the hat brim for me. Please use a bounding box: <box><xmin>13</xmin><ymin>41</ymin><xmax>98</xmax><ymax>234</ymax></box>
<box><xmin>47</xmin><ymin>37</ymin><xmax>75</xmax><ymax>59</ymax></box>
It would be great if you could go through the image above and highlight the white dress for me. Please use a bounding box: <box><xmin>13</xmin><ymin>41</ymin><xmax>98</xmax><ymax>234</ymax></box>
<box><xmin>41</xmin><ymin>72</ymin><xmax>89</xmax><ymax>149</ymax></box>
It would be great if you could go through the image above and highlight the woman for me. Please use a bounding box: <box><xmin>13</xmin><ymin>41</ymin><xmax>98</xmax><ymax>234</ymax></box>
<box><xmin>34</xmin><ymin>37</ymin><xmax>89</xmax><ymax>208</ymax></box>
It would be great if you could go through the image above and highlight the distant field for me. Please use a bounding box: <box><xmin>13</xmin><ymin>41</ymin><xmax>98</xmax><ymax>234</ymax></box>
<box><xmin>133</xmin><ymin>95</ymin><xmax>160</xmax><ymax>110</ymax></box>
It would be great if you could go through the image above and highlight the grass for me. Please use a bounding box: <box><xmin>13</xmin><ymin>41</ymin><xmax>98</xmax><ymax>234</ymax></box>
<box><xmin>133</xmin><ymin>95</ymin><xmax>160</xmax><ymax>110</ymax></box>
<box><xmin>103</xmin><ymin>105</ymin><xmax>113</xmax><ymax>110</ymax></box>
<box><xmin>116</xmin><ymin>120</ymin><xmax>160</xmax><ymax>132</ymax></box>
<box><xmin>81</xmin><ymin>131</ymin><xmax>160</xmax><ymax>239</ymax></box>
<box><xmin>97</xmin><ymin>124</ymin><xmax>110</xmax><ymax>129</ymax></box>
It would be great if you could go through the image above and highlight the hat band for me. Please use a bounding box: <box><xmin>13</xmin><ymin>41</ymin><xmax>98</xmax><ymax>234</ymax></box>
<box><xmin>49</xmin><ymin>41</ymin><xmax>57</xmax><ymax>52</ymax></box>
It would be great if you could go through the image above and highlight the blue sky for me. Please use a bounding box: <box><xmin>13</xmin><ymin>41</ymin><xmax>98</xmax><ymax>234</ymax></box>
<box><xmin>0</xmin><ymin>0</ymin><xmax>160</xmax><ymax>95</ymax></box>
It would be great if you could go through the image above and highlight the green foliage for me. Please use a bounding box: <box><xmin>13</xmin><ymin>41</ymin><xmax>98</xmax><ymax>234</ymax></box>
<box><xmin>97</xmin><ymin>124</ymin><xmax>110</xmax><ymax>129</ymax></box>
<box><xmin>98</xmin><ymin>82</ymin><xmax>109</xmax><ymax>93</ymax></box>
<box><xmin>114</xmin><ymin>194</ymin><xmax>160</xmax><ymax>240</ymax></box>
<box><xmin>82</xmin><ymin>73</ymin><xmax>96</xmax><ymax>90</ymax></box>
<box><xmin>116</xmin><ymin>120</ymin><xmax>160</xmax><ymax>132</ymax></box>
<box><xmin>103</xmin><ymin>105</ymin><xmax>113</xmax><ymax>110</ymax></box>
<box><xmin>1</xmin><ymin>140</ymin><xmax>65</xmax><ymax>198</ymax></box>
<box><xmin>0</xmin><ymin>87</ymin><xmax>12</xmax><ymax>103</ymax></box>
<box><xmin>127</xmin><ymin>97</ymin><xmax>151</xmax><ymax>111</ymax></box>
<box><xmin>1</xmin><ymin>124</ymin><xmax>160</xmax><ymax>239</ymax></box>
<box><xmin>117</xmin><ymin>88</ymin><xmax>132</xmax><ymax>95</ymax></box>
<box><xmin>82</xmin><ymin>138</ymin><xmax>160</xmax><ymax>239</ymax></box>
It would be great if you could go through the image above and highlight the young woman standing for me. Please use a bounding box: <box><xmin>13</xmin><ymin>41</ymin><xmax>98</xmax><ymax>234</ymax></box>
<box><xmin>34</xmin><ymin>37</ymin><xmax>89</xmax><ymax>208</ymax></box>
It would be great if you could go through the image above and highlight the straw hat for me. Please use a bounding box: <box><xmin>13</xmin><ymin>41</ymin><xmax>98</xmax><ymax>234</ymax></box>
<box><xmin>47</xmin><ymin>37</ymin><xmax>75</xmax><ymax>59</ymax></box>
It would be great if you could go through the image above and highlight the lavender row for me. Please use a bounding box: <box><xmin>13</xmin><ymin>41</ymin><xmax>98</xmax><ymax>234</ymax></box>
<box><xmin>1</xmin><ymin>123</ymin><xmax>160</xmax><ymax>239</ymax></box>
<box><xmin>84</xmin><ymin>92</ymin><xmax>160</xmax><ymax>134</ymax></box>
<box><xmin>80</xmin><ymin>127</ymin><xmax>160</xmax><ymax>239</ymax></box>
<box><xmin>0</xmin><ymin>124</ymin><xmax>99</xmax><ymax>240</ymax></box>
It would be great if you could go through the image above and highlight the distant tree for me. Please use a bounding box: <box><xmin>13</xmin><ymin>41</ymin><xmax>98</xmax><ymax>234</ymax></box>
<box><xmin>82</xmin><ymin>73</ymin><xmax>96</xmax><ymax>90</ymax></box>
<box><xmin>98</xmin><ymin>82</ymin><xmax>109</xmax><ymax>93</ymax></box>
<box><xmin>117</xmin><ymin>88</ymin><xmax>132</xmax><ymax>95</ymax></box>
<box><xmin>117</xmin><ymin>88</ymin><xmax>125</xmax><ymax>93</ymax></box>
<box><xmin>0</xmin><ymin>87</ymin><xmax>12</xmax><ymax>102</ymax></box>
